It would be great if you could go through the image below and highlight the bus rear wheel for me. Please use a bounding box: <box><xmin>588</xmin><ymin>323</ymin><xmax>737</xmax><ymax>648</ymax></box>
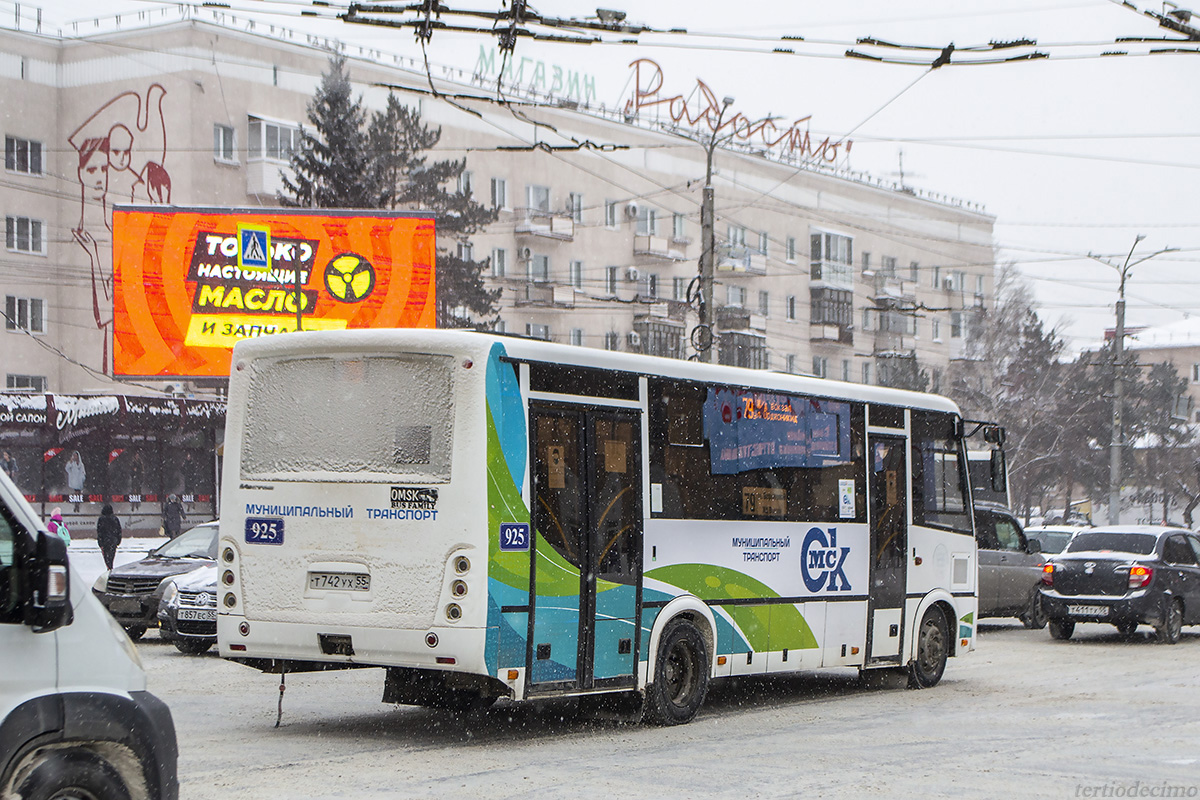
<box><xmin>643</xmin><ymin>619</ymin><xmax>709</xmax><ymax>725</ymax></box>
<box><xmin>907</xmin><ymin>607</ymin><xmax>949</xmax><ymax>689</ymax></box>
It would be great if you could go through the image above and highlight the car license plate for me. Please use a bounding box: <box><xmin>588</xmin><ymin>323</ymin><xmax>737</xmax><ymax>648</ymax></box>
<box><xmin>1068</xmin><ymin>604</ymin><xmax>1109</xmax><ymax>617</ymax></box>
<box><xmin>178</xmin><ymin>608</ymin><xmax>216</xmax><ymax>622</ymax></box>
<box><xmin>308</xmin><ymin>572</ymin><xmax>370</xmax><ymax>591</ymax></box>
<box><xmin>109</xmin><ymin>598</ymin><xmax>142</xmax><ymax>614</ymax></box>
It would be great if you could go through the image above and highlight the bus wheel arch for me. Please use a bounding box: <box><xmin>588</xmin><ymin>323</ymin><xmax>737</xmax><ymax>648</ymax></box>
<box><xmin>645</xmin><ymin>597</ymin><xmax>717</xmax><ymax>683</ymax></box>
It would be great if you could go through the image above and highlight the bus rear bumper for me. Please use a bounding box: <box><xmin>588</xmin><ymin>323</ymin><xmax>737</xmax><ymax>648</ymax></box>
<box><xmin>217</xmin><ymin>615</ymin><xmax>489</xmax><ymax>675</ymax></box>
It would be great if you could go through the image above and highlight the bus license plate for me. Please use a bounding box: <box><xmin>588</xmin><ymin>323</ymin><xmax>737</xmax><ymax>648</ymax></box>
<box><xmin>308</xmin><ymin>572</ymin><xmax>370</xmax><ymax>591</ymax></box>
<box><xmin>178</xmin><ymin>608</ymin><xmax>216</xmax><ymax>622</ymax></box>
<box><xmin>1068</xmin><ymin>605</ymin><xmax>1109</xmax><ymax>617</ymax></box>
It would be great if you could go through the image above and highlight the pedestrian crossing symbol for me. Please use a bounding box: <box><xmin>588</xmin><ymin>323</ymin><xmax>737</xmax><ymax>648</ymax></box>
<box><xmin>237</xmin><ymin>224</ymin><xmax>271</xmax><ymax>270</ymax></box>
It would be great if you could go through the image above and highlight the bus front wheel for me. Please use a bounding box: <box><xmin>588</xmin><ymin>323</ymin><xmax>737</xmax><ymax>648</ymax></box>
<box><xmin>907</xmin><ymin>607</ymin><xmax>949</xmax><ymax>689</ymax></box>
<box><xmin>643</xmin><ymin>619</ymin><xmax>709</xmax><ymax>725</ymax></box>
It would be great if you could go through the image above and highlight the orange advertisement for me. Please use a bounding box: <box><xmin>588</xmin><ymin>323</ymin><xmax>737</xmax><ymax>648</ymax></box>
<box><xmin>112</xmin><ymin>206</ymin><xmax>436</xmax><ymax>377</ymax></box>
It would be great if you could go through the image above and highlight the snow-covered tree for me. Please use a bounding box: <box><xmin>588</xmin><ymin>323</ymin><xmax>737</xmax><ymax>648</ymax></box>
<box><xmin>282</xmin><ymin>59</ymin><xmax>499</xmax><ymax>327</ymax></box>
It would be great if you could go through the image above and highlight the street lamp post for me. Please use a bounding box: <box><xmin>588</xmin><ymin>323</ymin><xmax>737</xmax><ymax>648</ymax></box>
<box><xmin>1096</xmin><ymin>235</ymin><xmax>1177</xmax><ymax>523</ymax></box>
<box><xmin>697</xmin><ymin>96</ymin><xmax>734</xmax><ymax>363</ymax></box>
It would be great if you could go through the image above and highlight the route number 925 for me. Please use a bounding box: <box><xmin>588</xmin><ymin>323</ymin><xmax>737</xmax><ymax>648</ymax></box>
<box><xmin>245</xmin><ymin>517</ymin><xmax>284</xmax><ymax>545</ymax></box>
<box><xmin>499</xmin><ymin>523</ymin><xmax>530</xmax><ymax>551</ymax></box>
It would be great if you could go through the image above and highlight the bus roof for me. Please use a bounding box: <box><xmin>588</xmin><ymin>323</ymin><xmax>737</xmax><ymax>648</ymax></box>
<box><xmin>231</xmin><ymin>329</ymin><xmax>962</xmax><ymax>416</ymax></box>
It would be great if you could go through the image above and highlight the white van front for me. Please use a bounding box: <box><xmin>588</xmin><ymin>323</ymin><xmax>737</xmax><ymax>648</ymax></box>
<box><xmin>0</xmin><ymin>470</ymin><xmax>178</xmax><ymax>800</ymax></box>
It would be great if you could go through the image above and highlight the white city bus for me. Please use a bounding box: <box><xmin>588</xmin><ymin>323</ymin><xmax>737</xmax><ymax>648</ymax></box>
<box><xmin>218</xmin><ymin>329</ymin><xmax>985</xmax><ymax>724</ymax></box>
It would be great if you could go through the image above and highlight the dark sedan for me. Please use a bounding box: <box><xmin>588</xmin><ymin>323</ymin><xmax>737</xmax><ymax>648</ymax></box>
<box><xmin>1039</xmin><ymin>526</ymin><xmax>1200</xmax><ymax>643</ymax></box>
<box><xmin>92</xmin><ymin>521</ymin><xmax>218</xmax><ymax>639</ymax></box>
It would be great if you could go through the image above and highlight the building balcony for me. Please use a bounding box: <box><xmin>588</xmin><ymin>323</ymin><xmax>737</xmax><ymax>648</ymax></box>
<box><xmin>717</xmin><ymin>306</ymin><xmax>767</xmax><ymax>332</ymax></box>
<box><xmin>717</xmin><ymin>245</ymin><xmax>767</xmax><ymax>275</ymax></box>
<box><xmin>811</xmin><ymin>322</ymin><xmax>853</xmax><ymax>346</ymax></box>
<box><xmin>873</xmin><ymin>329</ymin><xmax>914</xmax><ymax>356</ymax></box>
<box><xmin>514</xmin><ymin>283</ymin><xmax>576</xmax><ymax>307</ymax></box>
<box><xmin>515</xmin><ymin>209</ymin><xmax>574</xmax><ymax>240</ymax></box>
<box><xmin>633</xmin><ymin>235</ymin><xmax>688</xmax><ymax>261</ymax></box>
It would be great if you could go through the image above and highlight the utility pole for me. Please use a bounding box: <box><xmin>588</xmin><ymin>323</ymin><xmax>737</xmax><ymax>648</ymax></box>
<box><xmin>1092</xmin><ymin>235</ymin><xmax>1177</xmax><ymax>523</ymax></box>
<box><xmin>697</xmin><ymin>96</ymin><xmax>734</xmax><ymax>363</ymax></box>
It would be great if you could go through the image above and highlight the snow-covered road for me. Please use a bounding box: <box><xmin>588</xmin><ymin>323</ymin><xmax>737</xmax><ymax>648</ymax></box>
<box><xmin>127</xmin><ymin>621</ymin><xmax>1200</xmax><ymax>799</ymax></box>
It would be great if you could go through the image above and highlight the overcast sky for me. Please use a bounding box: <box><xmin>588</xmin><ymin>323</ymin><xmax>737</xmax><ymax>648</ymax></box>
<box><xmin>25</xmin><ymin>0</ymin><xmax>1200</xmax><ymax>351</ymax></box>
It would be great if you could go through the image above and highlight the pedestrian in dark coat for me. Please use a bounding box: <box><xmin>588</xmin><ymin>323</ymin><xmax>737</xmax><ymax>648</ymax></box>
<box><xmin>96</xmin><ymin>504</ymin><xmax>122</xmax><ymax>570</ymax></box>
<box><xmin>162</xmin><ymin>494</ymin><xmax>185</xmax><ymax>539</ymax></box>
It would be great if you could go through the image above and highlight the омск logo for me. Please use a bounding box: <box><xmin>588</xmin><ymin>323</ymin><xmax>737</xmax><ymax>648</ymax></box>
<box><xmin>801</xmin><ymin>526</ymin><xmax>851</xmax><ymax>592</ymax></box>
<box><xmin>324</xmin><ymin>253</ymin><xmax>375</xmax><ymax>303</ymax></box>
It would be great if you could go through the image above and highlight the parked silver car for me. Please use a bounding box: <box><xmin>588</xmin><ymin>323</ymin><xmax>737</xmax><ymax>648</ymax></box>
<box><xmin>975</xmin><ymin>503</ymin><xmax>1046</xmax><ymax>628</ymax></box>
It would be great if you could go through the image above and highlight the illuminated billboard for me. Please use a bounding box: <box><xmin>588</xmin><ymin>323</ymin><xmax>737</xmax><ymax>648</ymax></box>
<box><xmin>112</xmin><ymin>206</ymin><xmax>436</xmax><ymax>377</ymax></box>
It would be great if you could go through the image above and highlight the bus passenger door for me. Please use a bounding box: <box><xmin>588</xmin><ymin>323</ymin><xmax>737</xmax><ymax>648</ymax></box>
<box><xmin>866</xmin><ymin>433</ymin><xmax>907</xmax><ymax>664</ymax></box>
<box><xmin>528</xmin><ymin>406</ymin><xmax>641</xmax><ymax>692</ymax></box>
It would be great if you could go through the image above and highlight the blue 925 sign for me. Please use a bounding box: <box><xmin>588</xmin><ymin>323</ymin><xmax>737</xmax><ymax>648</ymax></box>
<box><xmin>245</xmin><ymin>517</ymin><xmax>284</xmax><ymax>545</ymax></box>
<box><xmin>498</xmin><ymin>523</ymin><xmax>530</xmax><ymax>552</ymax></box>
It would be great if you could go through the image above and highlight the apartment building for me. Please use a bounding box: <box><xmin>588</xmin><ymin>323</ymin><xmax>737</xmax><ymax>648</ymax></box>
<box><xmin>1</xmin><ymin>8</ymin><xmax>996</xmax><ymax>398</ymax></box>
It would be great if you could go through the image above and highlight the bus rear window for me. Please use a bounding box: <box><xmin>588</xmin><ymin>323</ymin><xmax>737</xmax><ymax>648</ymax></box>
<box><xmin>240</xmin><ymin>354</ymin><xmax>454</xmax><ymax>482</ymax></box>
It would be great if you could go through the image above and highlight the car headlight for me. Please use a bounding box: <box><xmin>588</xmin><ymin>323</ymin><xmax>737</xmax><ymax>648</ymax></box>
<box><xmin>93</xmin><ymin>571</ymin><xmax>109</xmax><ymax>593</ymax></box>
<box><xmin>161</xmin><ymin>580</ymin><xmax>179</xmax><ymax>608</ymax></box>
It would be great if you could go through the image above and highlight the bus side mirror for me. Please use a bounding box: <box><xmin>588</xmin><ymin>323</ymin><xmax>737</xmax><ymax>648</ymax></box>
<box><xmin>27</xmin><ymin>531</ymin><xmax>72</xmax><ymax>633</ymax></box>
<box><xmin>990</xmin><ymin>449</ymin><xmax>1007</xmax><ymax>494</ymax></box>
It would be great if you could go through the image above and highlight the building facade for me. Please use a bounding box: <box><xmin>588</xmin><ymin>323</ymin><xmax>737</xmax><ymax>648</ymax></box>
<box><xmin>1</xmin><ymin>8</ymin><xmax>996</xmax><ymax>401</ymax></box>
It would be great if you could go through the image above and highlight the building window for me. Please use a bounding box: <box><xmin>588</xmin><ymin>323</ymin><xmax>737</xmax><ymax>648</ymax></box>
<box><xmin>645</xmin><ymin>273</ymin><xmax>659</xmax><ymax>299</ymax></box>
<box><xmin>862</xmin><ymin>363</ymin><xmax>872</xmax><ymax>384</ymax></box>
<box><xmin>880</xmin><ymin>256</ymin><xmax>898</xmax><ymax>277</ymax></box>
<box><xmin>569</xmin><ymin>260</ymin><xmax>583</xmax><ymax>289</ymax></box>
<box><xmin>491</xmin><ymin>248</ymin><xmax>507</xmax><ymax>278</ymax></box>
<box><xmin>456</xmin><ymin>241</ymin><xmax>474</xmax><ymax>261</ymax></box>
<box><xmin>842</xmin><ymin>359</ymin><xmax>851</xmax><ymax>382</ymax></box>
<box><xmin>6</xmin><ymin>374</ymin><xmax>46</xmax><ymax>392</ymax></box>
<box><xmin>931</xmin><ymin>318</ymin><xmax>941</xmax><ymax>342</ymax></box>
<box><xmin>526</xmin><ymin>184</ymin><xmax>550</xmax><ymax>212</ymax></box>
<box><xmin>910</xmin><ymin>261</ymin><xmax>920</xmax><ymax>281</ymax></box>
<box><xmin>810</xmin><ymin>230</ymin><xmax>853</xmax><ymax>288</ymax></box>
<box><xmin>635</xmin><ymin>320</ymin><xmax>685</xmax><ymax>359</ymax></box>
<box><xmin>526</xmin><ymin>323</ymin><xmax>549</xmax><ymax>340</ymax></box>
<box><xmin>213</xmin><ymin>124</ymin><xmax>236</xmax><ymax>162</ymax></box>
<box><xmin>862</xmin><ymin>252</ymin><xmax>871</xmax><ymax>273</ymax></box>
<box><xmin>950</xmin><ymin>311</ymin><xmax>963</xmax><ymax>338</ymax></box>
<box><xmin>812</xmin><ymin>356</ymin><xmax>829</xmax><ymax>378</ymax></box>
<box><xmin>673</xmin><ymin>213</ymin><xmax>686</xmax><ymax>240</ymax></box>
<box><xmin>785</xmin><ymin>354</ymin><xmax>796</xmax><ymax>374</ymax></box>
<box><xmin>673</xmin><ymin>276</ymin><xmax>689</xmax><ymax>302</ymax></box>
<box><xmin>6</xmin><ymin>135</ymin><xmax>43</xmax><ymax>175</ymax></box>
<box><xmin>1193</xmin><ymin>364</ymin><xmax>1200</xmax><ymax>383</ymax></box>
<box><xmin>786</xmin><ymin>295</ymin><xmax>797</xmax><ymax>321</ymax></box>
<box><xmin>728</xmin><ymin>225</ymin><xmax>746</xmax><ymax>247</ymax></box>
<box><xmin>727</xmin><ymin>285</ymin><xmax>746</xmax><ymax>308</ymax></box>
<box><xmin>786</xmin><ymin>237</ymin><xmax>797</xmax><ymax>263</ymax></box>
<box><xmin>719</xmin><ymin>332</ymin><xmax>766</xmax><ymax>369</ymax></box>
<box><xmin>570</xmin><ymin>328</ymin><xmax>583</xmax><ymax>347</ymax></box>
<box><xmin>637</xmin><ymin>206</ymin><xmax>657</xmax><ymax>236</ymax></box>
<box><xmin>530</xmin><ymin>254</ymin><xmax>549</xmax><ymax>282</ymax></box>
<box><xmin>862</xmin><ymin>308</ymin><xmax>874</xmax><ymax>331</ymax></box>
<box><xmin>932</xmin><ymin>265</ymin><xmax>942</xmax><ymax>288</ymax></box>
<box><xmin>491</xmin><ymin>177</ymin><xmax>508</xmax><ymax>209</ymax></box>
<box><xmin>604</xmin><ymin>331</ymin><xmax>620</xmax><ymax>351</ymax></box>
<box><xmin>605</xmin><ymin>200</ymin><xmax>618</xmax><ymax>228</ymax></box>
<box><xmin>494</xmin><ymin>319</ymin><xmax>507</xmax><ymax>334</ymax></box>
<box><xmin>568</xmin><ymin>192</ymin><xmax>583</xmax><ymax>223</ymax></box>
<box><xmin>247</xmin><ymin>116</ymin><xmax>299</xmax><ymax>161</ymax></box>
<box><xmin>5</xmin><ymin>296</ymin><xmax>45</xmax><ymax>333</ymax></box>
<box><xmin>5</xmin><ymin>216</ymin><xmax>44</xmax><ymax>254</ymax></box>
<box><xmin>810</xmin><ymin>288</ymin><xmax>852</xmax><ymax>328</ymax></box>
<box><xmin>458</xmin><ymin>171</ymin><xmax>474</xmax><ymax>196</ymax></box>
<box><xmin>606</xmin><ymin>266</ymin><xmax>619</xmax><ymax>296</ymax></box>
<box><xmin>758</xmin><ymin>290</ymin><xmax>770</xmax><ymax>317</ymax></box>
<box><xmin>976</xmin><ymin>275</ymin><xmax>985</xmax><ymax>294</ymax></box>
<box><xmin>757</xmin><ymin>232</ymin><xmax>769</xmax><ymax>256</ymax></box>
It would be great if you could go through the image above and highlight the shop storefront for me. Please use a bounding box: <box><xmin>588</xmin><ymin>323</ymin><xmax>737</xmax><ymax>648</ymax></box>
<box><xmin>0</xmin><ymin>393</ymin><xmax>225</xmax><ymax>536</ymax></box>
